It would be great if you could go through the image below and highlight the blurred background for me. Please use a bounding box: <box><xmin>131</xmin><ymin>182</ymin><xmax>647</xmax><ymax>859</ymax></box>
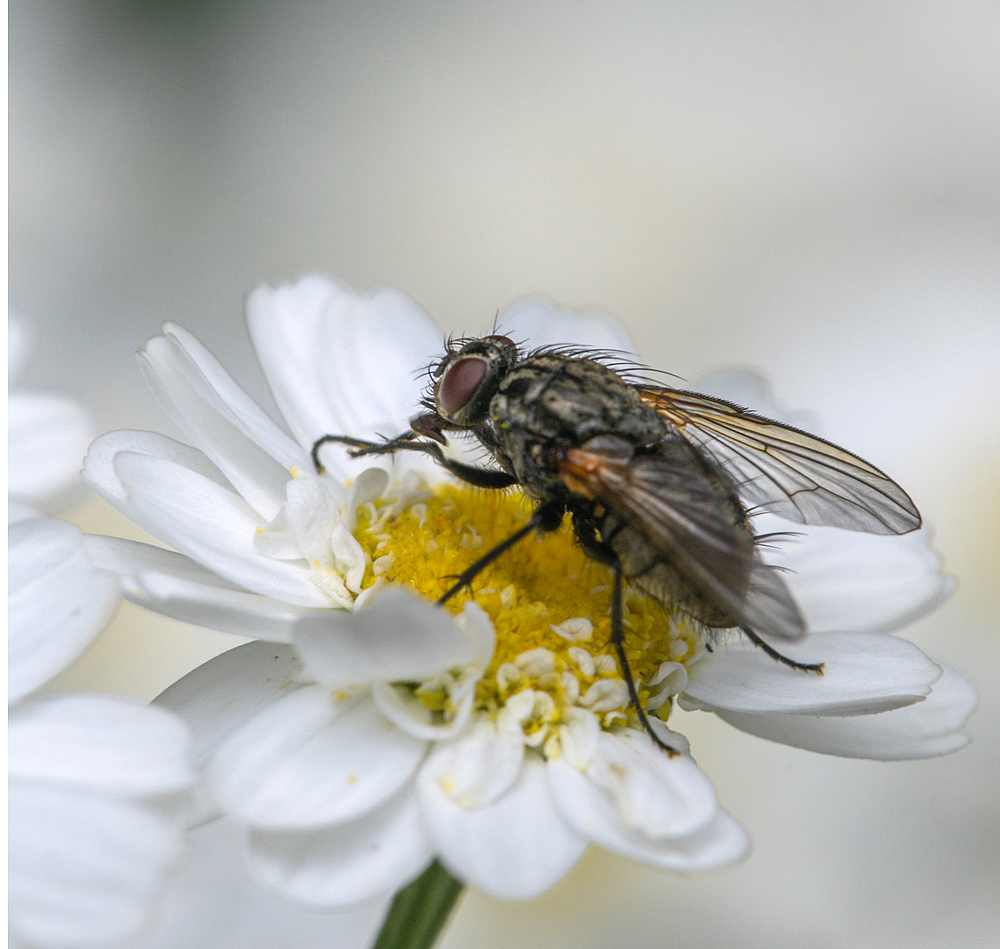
<box><xmin>10</xmin><ymin>2</ymin><xmax>999</xmax><ymax>947</ymax></box>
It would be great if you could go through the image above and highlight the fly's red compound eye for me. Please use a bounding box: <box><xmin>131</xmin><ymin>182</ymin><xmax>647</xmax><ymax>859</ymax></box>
<box><xmin>438</xmin><ymin>356</ymin><xmax>488</xmax><ymax>416</ymax></box>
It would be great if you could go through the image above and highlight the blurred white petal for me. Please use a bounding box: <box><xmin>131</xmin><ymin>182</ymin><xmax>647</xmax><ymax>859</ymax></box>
<box><xmin>8</xmin><ymin>518</ymin><xmax>119</xmax><ymax>703</ymax></box>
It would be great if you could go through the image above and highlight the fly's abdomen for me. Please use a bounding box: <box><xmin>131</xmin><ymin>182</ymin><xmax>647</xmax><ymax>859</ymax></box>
<box><xmin>604</xmin><ymin>517</ymin><xmax>748</xmax><ymax>629</ymax></box>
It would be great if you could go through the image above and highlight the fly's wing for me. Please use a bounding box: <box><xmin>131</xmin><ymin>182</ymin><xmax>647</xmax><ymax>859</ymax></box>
<box><xmin>636</xmin><ymin>386</ymin><xmax>921</xmax><ymax>534</ymax></box>
<box><xmin>559</xmin><ymin>436</ymin><xmax>805</xmax><ymax>640</ymax></box>
<box><xmin>741</xmin><ymin>550</ymin><xmax>806</xmax><ymax>640</ymax></box>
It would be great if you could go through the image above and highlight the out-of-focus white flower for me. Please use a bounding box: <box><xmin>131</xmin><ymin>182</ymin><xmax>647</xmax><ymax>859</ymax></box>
<box><xmin>8</xmin><ymin>518</ymin><xmax>195</xmax><ymax>949</ymax></box>
<box><xmin>8</xmin><ymin>314</ymin><xmax>196</xmax><ymax>949</ymax></box>
<box><xmin>82</xmin><ymin>275</ymin><xmax>974</xmax><ymax>911</ymax></box>
<box><xmin>8</xmin><ymin>312</ymin><xmax>100</xmax><ymax>517</ymax></box>
<box><xmin>125</xmin><ymin>820</ymin><xmax>390</xmax><ymax>949</ymax></box>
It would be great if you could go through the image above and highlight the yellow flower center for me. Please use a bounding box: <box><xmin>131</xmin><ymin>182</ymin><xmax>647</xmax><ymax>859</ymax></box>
<box><xmin>352</xmin><ymin>481</ymin><xmax>704</xmax><ymax>744</ymax></box>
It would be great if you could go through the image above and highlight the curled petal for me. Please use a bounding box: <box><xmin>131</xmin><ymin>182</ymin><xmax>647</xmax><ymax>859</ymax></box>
<box><xmin>548</xmin><ymin>729</ymin><xmax>717</xmax><ymax>839</ymax></box>
<box><xmin>372</xmin><ymin>676</ymin><xmax>477</xmax><ymax>742</ymax></box>
<box><xmin>419</xmin><ymin>719</ymin><xmax>526</xmax><ymax>809</ymax></box>
<box><xmin>139</xmin><ymin>329</ymin><xmax>303</xmax><ymax>520</ymax></box>
<box><xmin>155</xmin><ymin>322</ymin><xmax>309</xmax><ymax>470</ymax></box>
<box><xmin>681</xmin><ymin>632</ymin><xmax>942</xmax><ymax>715</ymax></box>
<box><xmin>548</xmin><ymin>730</ymin><xmax>748</xmax><ymax>871</ymax></box>
<box><xmin>83</xmin><ymin>429</ymin><xmax>231</xmax><ymax>508</ymax></box>
<box><xmin>111</xmin><ymin>450</ymin><xmax>331</xmax><ymax>608</ymax></box>
<box><xmin>293</xmin><ymin>588</ymin><xmax>481</xmax><ymax>689</ymax></box>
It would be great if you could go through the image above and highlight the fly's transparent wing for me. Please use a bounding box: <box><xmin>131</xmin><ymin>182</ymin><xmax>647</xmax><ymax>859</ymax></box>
<box><xmin>637</xmin><ymin>386</ymin><xmax>921</xmax><ymax>535</ymax></box>
<box><xmin>559</xmin><ymin>435</ymin><xmax>805</xmax><ymax>640</ymax></box>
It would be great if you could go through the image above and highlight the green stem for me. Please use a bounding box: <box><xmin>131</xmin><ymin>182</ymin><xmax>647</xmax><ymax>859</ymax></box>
<box><xmin>371</xmin><ymin>861</ymin><xmax>465</xmax><ymax>949</ymax></box>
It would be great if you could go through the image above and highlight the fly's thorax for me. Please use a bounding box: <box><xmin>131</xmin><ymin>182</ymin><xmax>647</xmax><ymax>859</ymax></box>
<box><xmin>486</xmin><ymin>355</ymin><xmax>667</xmax><ymax>494</ymax></box>
<box><xmin>492</xmin><ymin>356</ymin><xmax>666</xmax><ymax>443</ymax></box>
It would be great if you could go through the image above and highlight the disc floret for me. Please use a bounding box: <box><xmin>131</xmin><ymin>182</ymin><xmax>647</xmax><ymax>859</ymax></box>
<box><xmin>350</xmin><ymin>479</ymin><xmax>706</xmax><ymax>753</ymax></box>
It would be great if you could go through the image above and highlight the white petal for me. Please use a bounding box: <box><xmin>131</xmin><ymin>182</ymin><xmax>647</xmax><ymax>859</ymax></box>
<box><xmin>452</xmin><ymin>600</ymin><xmax>497</xmax><ymax>669</ymax></box>
<box><xmin>691</xmin><ymin>368</ymin><xmax>820</xmax><ymax>432</ymax></box>
<box><xmin>9</xmin><ymin>694</ymin><xmax>193</xmax><ymax>795</ymax></box>
<box><xmin>372</xmin><ymin>678</ymin><xmax>477</xmax><ymax>741</ymax></box>
<box><xmin>246</xmin><ymin>276</ymin><xmax>442</xmax><ymax>459</ymax></box>
<box><xmin>139</xmin><ymin>331</ymin><xmax>301</xmax><ymax>521</ymax></box>
<box><xmin>548</xmin><ymin>730</ymin><xmax>718</xmax><ymax>842</ymax></box>
<box><xmin>8</xmin><ymin>389</ymin><xmax>98</xmax><ymax>511</ymax></box>
<box><xmin>9</xmin><ymin>310</ymin><xmax>33</xmax><ymax>379</ymax></box>
<box><xmin>293</xmin><ymin>588</ymin><xmax>479</xmax><ymax>688</ymax></box>
<box><xmin>419</xmin><ymin>719</ymin><xmax>526</xmax><ymax>809</ymax></box>
<box><xmin>126</xmin><ymin>819</ymin><xmax>392</xmax><ymax>949</ymax></box>
<box><xmin>500</xmin><ymin>297</ymin><xmax>638</xmax><ymax>355</ymax></box>
<box><xmin>607</xmin><ymin>808</ymin><xmax>750</xmax><ymax>871</ymax></box>
<box><xmin>9</xmin><ymin>784</ymin><xmax>182</xmax><ymax>948</ymax></box>
<box><xmin>8</xmin><ymin>498</ymin><xmax>42</xmax><ymax>524</ymax></box>
<box><xmin>418</xmin><ymin>754</ymin><xmax>587</xmax><ymax>900</ymax></box>
<box><xmin>283</xmin><ymin>474</ymin><xmax>343</xmax><ymax>566</ymax></box>
<box><xmin>85</xmin><ymin>535</ymin><xmax>314</xmax><ymax>643</ymax></box>
<box><xmin>761</xmin><ymin>521</ymin><xmax>953</xmax><ymax>635</ymax></box>
<box><xmin>111</xmin><ymin>450</ymin><xmax>331</xmax><ymax>608</ymax></box>
<box><xmin>206</xmin><ymin>686</ymin><xmax>426</xmax><ymax>829</ymax></box>
<box><xmin>158</xmin><ymin>322</ymin><xmax>309</xmax><ymax>470</ymax></box>
<box><xmin>8</xmin><ymin>518</ymin><xmax>120</xmax><ymax>702</ymax></box>
<box><xmin>155</xmin><ymin>641</ymin><xmax>306</xmax><ymax>770</ymax></box>
<box><xmin>680</xmin><ymin>632</ymin><xmax>942</xmax><ymax>715</ymax></box>
<box><xmin>83</xmin><ymin>429</ymin><xmax>232</xmax><ymax>506</ymax></box>
<box><xmin>713</xmin><ymin>663</ymin><xmax>977</xmax><ymax>758</ymax></box>
<box><xmin>246</xmin><ymin>788</ymin><xmax>433</xmax><ymax>909</ymax></box>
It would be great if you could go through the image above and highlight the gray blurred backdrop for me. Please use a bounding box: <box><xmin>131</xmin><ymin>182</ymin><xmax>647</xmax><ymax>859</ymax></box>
<box><xmin>10</xmin><ymin>3</ymin><xmax>999</xmax><ymax>948</ymax></box>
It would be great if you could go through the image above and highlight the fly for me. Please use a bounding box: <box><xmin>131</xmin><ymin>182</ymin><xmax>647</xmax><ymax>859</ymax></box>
<box><xmin>312</xmin><ymin>335</ymin><xmax>921</xmax><ymax>754</ymax></box>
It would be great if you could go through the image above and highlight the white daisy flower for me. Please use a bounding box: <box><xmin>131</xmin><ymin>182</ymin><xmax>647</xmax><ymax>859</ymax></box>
<box><xmin>81</xmin><ymin>276</ymin><xmax>974</xmax><ymax>918</ymax></box>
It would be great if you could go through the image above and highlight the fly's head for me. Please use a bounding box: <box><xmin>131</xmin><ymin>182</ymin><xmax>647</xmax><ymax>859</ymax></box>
<box><xmin>427</xmin><ymin>334</ymin><xmax>520</xmax><ymax>428</ymax></box>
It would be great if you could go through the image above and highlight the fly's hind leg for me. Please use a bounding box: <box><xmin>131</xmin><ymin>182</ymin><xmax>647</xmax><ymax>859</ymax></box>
<box><xmin>609</xmin><ymin>567</ymin><xmax>681</xmax><ymax>757</ymax></box>
<box><xmin>571</xmin><ymin>511</ymin><xmax>680</xmax><ymax>757</ymax></box>
<box><xmin>739</xmin><ymin>625</ymin><xmax>825</xmax><ymax>674</ymax></box>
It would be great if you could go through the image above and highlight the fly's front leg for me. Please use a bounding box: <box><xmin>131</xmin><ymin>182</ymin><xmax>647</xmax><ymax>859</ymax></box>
<box><xmin>312</xmin><ymin>429</ymin><xmax>519</xmax><ymax>490</ymax></box>
<box><xmin>311</xmin><ymin>431</ymin><xmax>424</xmax><ymax>473</ymax></box>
